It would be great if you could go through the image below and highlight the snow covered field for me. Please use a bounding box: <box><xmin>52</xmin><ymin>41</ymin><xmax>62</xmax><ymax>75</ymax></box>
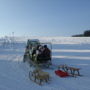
<box><xmin>0</xmin><ymin>37</ymin><xmax>90</xmax><ymax>90</ymax></box>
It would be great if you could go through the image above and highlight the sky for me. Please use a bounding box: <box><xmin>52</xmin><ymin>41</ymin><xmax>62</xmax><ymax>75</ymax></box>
<box><xmin>0</xmin><ymin>0</ymin><xmax>90</xmax><ymax>37</ymax></box>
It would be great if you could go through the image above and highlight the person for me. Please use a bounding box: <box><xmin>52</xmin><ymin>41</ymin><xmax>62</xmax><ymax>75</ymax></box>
<box><xmin>32</xmin><ymin>48</ymin><xmax>36</xmax><ymax>56</ymax></box>
<box><xmin>32</xmin><ymin>45</ymin><xmax>42</xmax><ymax>62</ymax></box>
<box><xmin>36</xmin><ymin>45</ymin><xmax>44</xmax><ymax>63</ymax></box>
<box><xmin>42</xmin><ymin>45</ymin><xmax>51</xmax><ymax>62</ymax></box>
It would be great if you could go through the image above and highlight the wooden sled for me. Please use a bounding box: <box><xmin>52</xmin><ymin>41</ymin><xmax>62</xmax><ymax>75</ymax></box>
<box><xmin>29</xmin><ymin>68</ymin><xmax>50</xmax><ymax>85</ymax></box>
<box><xmin>58</xmin><ymin>64</ymin><xmax>82</xmax><ymax>77</ymax></box>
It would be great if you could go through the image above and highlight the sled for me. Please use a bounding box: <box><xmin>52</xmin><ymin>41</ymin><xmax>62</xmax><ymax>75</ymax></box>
<box><xmin>58</xmin><ymin>65</ymin><xmax>82</xmax><ymax>77</ymax></box>
<box><xmin>55</xmin><ymin>70</ymin><xmax>69</xmax><ymax>77</ymax></box>
<box><xmin>29</xmin><ymin>69</ymin><xmax>50</xmax><ymax>85</ymax></box>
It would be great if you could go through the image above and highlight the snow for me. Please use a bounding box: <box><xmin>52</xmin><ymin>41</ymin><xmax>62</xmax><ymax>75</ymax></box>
<box><xmin>0</xmin><ymin>37</ymin><xmax>90</xmax><ymax>90</ymax></box>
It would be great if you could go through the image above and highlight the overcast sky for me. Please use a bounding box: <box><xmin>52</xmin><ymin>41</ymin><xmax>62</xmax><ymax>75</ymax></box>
<box><xmin>0</xmin><ymin>0</ymin><xmax>90</xmax><ymax>37</ymax></box>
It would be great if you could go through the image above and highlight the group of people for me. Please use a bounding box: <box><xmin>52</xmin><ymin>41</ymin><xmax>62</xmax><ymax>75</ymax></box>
<box><xmin>32</xmin><ymin>44</ymin><xmax>51</xmax><ymax>63</ymax></box>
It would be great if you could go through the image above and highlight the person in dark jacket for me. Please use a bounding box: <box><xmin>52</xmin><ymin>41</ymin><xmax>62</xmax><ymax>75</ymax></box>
<box><xmin>42</xmin><ymin>45</ymin><xmax>51</xmax><ymax>62</ymax></box>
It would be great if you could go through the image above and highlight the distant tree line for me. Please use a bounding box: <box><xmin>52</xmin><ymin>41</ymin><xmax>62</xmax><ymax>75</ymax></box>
<box><xmin>72</xmin><ymin>30</ymin><xmax>90</xmax><ymax>37</ymax></box>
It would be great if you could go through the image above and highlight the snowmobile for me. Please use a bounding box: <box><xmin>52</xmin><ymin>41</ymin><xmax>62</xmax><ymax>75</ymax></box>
<box><xmin>23</xmin><ymin>39</ymin><xmax>52</xmax><ymax>68</ymax></box>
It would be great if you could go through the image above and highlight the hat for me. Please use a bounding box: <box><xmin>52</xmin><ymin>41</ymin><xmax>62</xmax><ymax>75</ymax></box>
<box><xmin>44</xmin><ymin>45</ymin><xmax>47</xmax><ymax>48</ymax></box>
